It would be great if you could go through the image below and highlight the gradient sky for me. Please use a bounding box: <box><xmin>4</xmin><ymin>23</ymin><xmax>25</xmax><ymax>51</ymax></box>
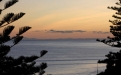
<box><xmin>0</xmin><ymin>0</ymin><xmax>117</xmax><ymax>39</ymax></box>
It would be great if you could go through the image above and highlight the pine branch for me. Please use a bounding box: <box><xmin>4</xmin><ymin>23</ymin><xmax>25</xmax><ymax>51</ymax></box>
<box><xmin>0</xmin><ymin>21</ymin><xmax>5</xmax><ymax>26</ymax></box>
<box><xmin>0</xmin><ymin>35</ymin><xmax>15</xmax><ymax>44</ymax></box>
<box><xmin>0</xmin><ymin>9</ymin><xmax>2</xmax><ymax>15</ymax></box>
<box><xmin>0</xmin><ymin>35</ymin><xmax>10</xmax><ymax>43</ymax></box>
<box><xmin>108</xmin><ymin>6</ymin><xmax>121</xmax><ymax>11</ymax></box>
<box><xmin>2</xmin><ymin>26</ymin><xmax>14</xmax><ymax>36</ymax></box>
<box><xmin>28</xmin><ymin>61</ymin><xmax>36</xmax><ymax>67</ymax></box>
<box><xmin>116</xmin><ymin>2</ymin><xmax>121</xmax><ymax>6</ymax></box>
<box><xmin>24</xmin><ymin>55</ymin><xmax>39</xmax><ymax>63</ymax></box>
<box><xmin>30</xmin><ymin>66</ymin><xmax>40</xmax><ymax>74</ymax></box>
<box><xmin>110</xmin><ymin>25</ymin><xmax>121</xmax><ymax>31</ymax></box>
<box><xmin>2</xmin><ymin>13</ymin><xmax>14</xmax><ymax>24</ymax></box>
<box><xmin>17</xmin><ymin>26</ymin><xmax>31</xmax><ymax>35</ymax></box>
<box><xmin>112</xmin><ymin>15</ymin><xmax>121</xmax><ymax>19</ymax></box>
<box><xmin>4</xmin><ymin>0</ymin><xmax>18</xmax><ymax>10</ymax></box>
<box><xmin>12</xmin><ymin>36</ymin><xmax>23</xmax><ymax>46</ymax></box>
<box><xmin>116</xmin><ymin>11</ymin><xmax>121</xmax><ymax>15</ymax></box>
<box><xmin>39</xmin><ymin>70</ymin><xmax>45</xmax><ymax>75</ymax></box>
<box><xmin>0</xmin><ymin>45</ymin><xmax>10</xmax><ymax>57</ymax></box>
<box><xmin>11</xmin><ymin>12</ymin><xmax>25</xmax><ymax>22</ymax></box>
<box><xmin>14</xmin><ymin>56</ymin><xmax>25</xmax><ymax>66</ymax></box>
<box><xmin>120</xmin><ymin>0</ymin><xmax>121</xmax><ymax>4</ymax></box>
<box><xmin>40</xmin><ymin>50</ymin><xmax>48</xmax><ymax>57</ymax></box>
<box><xmin>40</xmin><ymin>63</ymin><xmax>47</xmax><ymax>70</ymax></box>
<box><xmin>0</xmin><ymin>23</ymin><xmax>12</xmax><ymax>28</ymax></box>
<box><xmin>0</xmin><ymin>26</ymin><xmax>30</xmax><ymax>44</ymax></box>
<box><xmin>110</xmin><ymin>31</ymin><xmax>121</xmax><ymax>37</ymax></box>
<box><xmin>0</xmin><ymin>0</ymin><xmax>2</xmax><ymax>2</ymax></box>
<box><xmin>0</xmin><ymin>45</ymin><xmax>10</xmax><ymax>53</ymax></box>
<box><xmin>109</xmin><ymin>20</ymin><xmax>121</xmax><ymax>25</ymax></box>
<box><xmin>0</xmin><ymin>12</ymin><xmax>25</xmax><ymax>28</ymax></box>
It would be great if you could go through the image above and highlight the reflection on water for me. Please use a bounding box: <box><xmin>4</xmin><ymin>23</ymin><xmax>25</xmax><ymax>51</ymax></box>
<box><xmin>44</xmin><ymin>62</ymin><xmax>106</xmax><ymax>75</ymax></box>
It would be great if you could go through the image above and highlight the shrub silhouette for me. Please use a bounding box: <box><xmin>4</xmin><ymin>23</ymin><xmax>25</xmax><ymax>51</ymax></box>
<box><xmin>97</xmin><ymin>0</ymin><xmax>121</xmax><ymax>75</ymax></box>
<box><xmin>0</xmin><ymin>0</ymin><xmax>47</xmax><ymax>75</ymax></box>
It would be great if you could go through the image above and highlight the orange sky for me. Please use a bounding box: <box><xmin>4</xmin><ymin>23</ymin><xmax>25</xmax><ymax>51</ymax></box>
<box><xmin>0</xmin><ymin>0</ymin><xmax>116</xmax><ymax>39</ymax></box>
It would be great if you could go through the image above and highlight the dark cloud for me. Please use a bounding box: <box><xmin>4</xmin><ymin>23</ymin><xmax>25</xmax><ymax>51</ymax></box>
<box><xmin>92</xmin><ymin>31</ymin><xmax>110</xmax><ymax>34</ymax></box>
<box><xmin>32</xmin><ymin>30</ymin><xmax>110</xmax><ymax>34</ymax></box>
<box><xmin>32</xmin><ymin>30</ymin><xmax>42</xmax><ymax>32</ymax></box>
<box><xmin>46</xmin><ymin>29</ymin><xmax>86</xmax><ymax>33</ymax></box>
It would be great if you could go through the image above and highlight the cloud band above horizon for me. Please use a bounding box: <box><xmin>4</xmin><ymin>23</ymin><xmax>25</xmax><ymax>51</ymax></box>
<box><xmin>32</xmin><ymin>29</ymin><xmax>110</xmax><ymax>34</ymax></box>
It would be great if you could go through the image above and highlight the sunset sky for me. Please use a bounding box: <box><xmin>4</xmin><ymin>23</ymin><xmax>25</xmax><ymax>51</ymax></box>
<box><xmin>0</xmin><ymin>0</ymin><xmax>117</xmax><ymax>39</ymax></box>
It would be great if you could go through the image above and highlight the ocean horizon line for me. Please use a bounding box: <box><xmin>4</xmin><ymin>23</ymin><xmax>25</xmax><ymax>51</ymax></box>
<box><xmin>22</xmin><ymin>37</ymin><xmax>106</xmax><ymax>41</ymax></box>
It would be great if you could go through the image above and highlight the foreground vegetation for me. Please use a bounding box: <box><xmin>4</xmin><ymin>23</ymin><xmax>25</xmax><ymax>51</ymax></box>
<box><xmin>97</xmin><ymin>0</ymin><xmax>121</xmax><ymax>75</ymax></box>
<box><xmin>0</xmin><ymin>0</ymin><xmax>47</xmax><ymax>75</ymax></box>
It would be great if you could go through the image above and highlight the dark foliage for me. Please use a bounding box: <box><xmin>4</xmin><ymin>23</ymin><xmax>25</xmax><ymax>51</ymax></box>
<box><xmin>0</xmin><ymin>0</ymin><xmax>48</xmax><ymax>75</ymax></box>
<box><xmin>97</xmin><ymin>0</ymin><xmax>121</xmax><ymax>75</ymax></box>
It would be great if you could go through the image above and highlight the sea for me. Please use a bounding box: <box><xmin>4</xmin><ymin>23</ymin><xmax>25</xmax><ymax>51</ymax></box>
<box><xmin>6</xmin><ymin>39</ymin><xmax>120</xmax><ymax>75</ymax></box>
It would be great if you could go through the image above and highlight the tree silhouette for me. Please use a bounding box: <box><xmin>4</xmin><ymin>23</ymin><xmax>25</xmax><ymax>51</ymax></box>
<box><xmin>97</xmin><ymin>0</ymin><xmax>121</xmax><ymax>75</ymax></box>
<box><xmin>0</xmin><ymin>0</ymin><xmax>47</xmax><ymax>75</ymax></box>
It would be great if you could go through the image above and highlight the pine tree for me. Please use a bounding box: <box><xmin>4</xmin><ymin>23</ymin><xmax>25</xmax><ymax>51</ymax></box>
<box><xmin>0</xmin><ymin>0</ymin><xmax>48</xmax><ymax>75</ymax></box>
<box><xmin>97</xmin><ymin>0</ymin><xmax>121</xmax><ymax>75</ymax></box>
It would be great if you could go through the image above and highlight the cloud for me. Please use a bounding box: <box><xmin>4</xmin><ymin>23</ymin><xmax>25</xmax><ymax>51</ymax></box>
<box><xmin>32</xmin><ymin>30</ymin><xmax>43</xmax><ymax>32</ymax></box>
<box><xmin>46</xmin><ymin>29</ymin><xmax>86</xmax><ymax>33</ymax></box>
<box><xmin>32</xmin><ymin>30</ymin><xmax>110</xmax><ymax>34</ymax></box>
<box><xmin>92</xmin><ymin>31</ymin><xmax>110</xmax><ymax>34</ymax></box>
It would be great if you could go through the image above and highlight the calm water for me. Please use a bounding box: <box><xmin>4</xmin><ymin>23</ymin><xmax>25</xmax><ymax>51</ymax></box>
<box><xmin>6</xmin><ymin>39</ymin><xmax>120</xmax><ymax>75</ymax></box>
